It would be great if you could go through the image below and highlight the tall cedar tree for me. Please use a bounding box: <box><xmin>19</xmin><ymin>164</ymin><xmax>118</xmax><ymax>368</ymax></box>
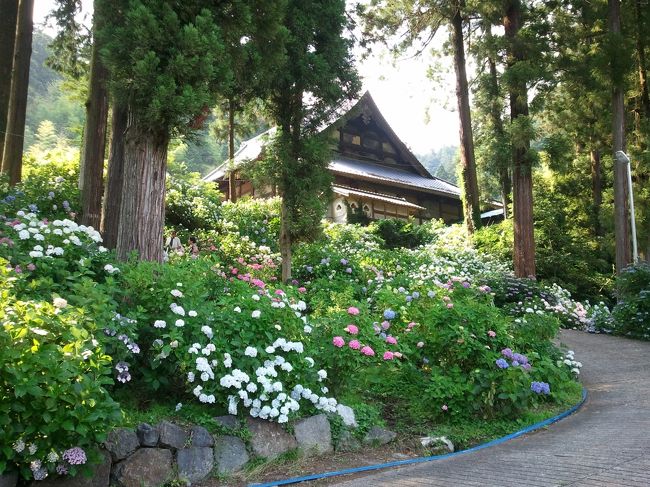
<box><xmin>264</xmin><ymin>0</ymin><xmax>360</xmax><ymax>281</ymax></box>
<box><xmin>98</xmin><ymin>1</ymin><xmax>234</xmax><ymax>262</ymax></box>
<box><xmin>609</xmin><ymin>0</ymin><xmax>631</xmax><ymax>272</ymax></box>
<box><xmin>361</xmin><ymin>0</ymin><xmax>481</xmax><ymax>234</ymax></box>
<box><xmin>215</xmin><ymin>0</ymin><xmax>287</xmax><ymax>202</ymax></box>
<box><xmin>1</xmin><ymin>0</ymin><xmax>34</xmax><ymax>186</ymax></box>
<box><xmin>79</xmin><ymin>0</ymin><xmax>109</xmax><ymax>230</ymax></box>
<box><xmin>470</xmin><ymin>18</ymin><xmax>512</xmax><ymax>217</ymax></box>
<box><xmin>0</xmin><ymin>0</ymin><xmax>19</xmax><ymax>165</ymax></box>
<box><xmin>101</xmin><ymin>101</ymin><xmax>127</xmax><ymax>249</ymax></box>
<box><xmin>504</xmin><ymin>0</ymin><xmax>536</xmax><ymax>278</ymax></box>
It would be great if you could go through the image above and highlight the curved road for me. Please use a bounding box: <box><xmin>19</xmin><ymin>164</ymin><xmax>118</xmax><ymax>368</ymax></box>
<box><xmin>331</xmin><ymin>330</ymin><xmax>650</xmax><ymax>487</ymax></box>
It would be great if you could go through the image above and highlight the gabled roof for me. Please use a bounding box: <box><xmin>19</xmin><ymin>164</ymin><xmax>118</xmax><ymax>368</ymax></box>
<box><xmin>325</xmin><ymin>91</ymin><xmax>433</xmax><ymax>179</ymax></box>
<box><xmin>202</xmin><ymin>92</ymin><xmax>461</xmax><ymax>201</ymax></box>
<box><xmin>331</xmin><ymin>157</ymin><xmax>460</xmax><ymax>198</ymax></box>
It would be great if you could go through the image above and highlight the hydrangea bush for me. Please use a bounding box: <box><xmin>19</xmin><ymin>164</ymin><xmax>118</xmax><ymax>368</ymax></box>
<box><xmin>0</xmin><ymin>262</ymin><xmax>121</xmax><ymax>480</ymax></box>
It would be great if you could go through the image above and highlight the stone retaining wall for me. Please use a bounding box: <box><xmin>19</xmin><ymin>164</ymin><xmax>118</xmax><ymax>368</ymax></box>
<box><xmin>1</xmin><ymin>409</ymin><xmax>398</xmax><ymax>487</ymax></box>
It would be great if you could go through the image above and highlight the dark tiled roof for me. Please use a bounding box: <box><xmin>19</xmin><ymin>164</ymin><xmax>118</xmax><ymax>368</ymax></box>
<box><xmin>332</xmin><ymin>185</ymin><xmax>425</xmax><ymax>210</ymax></box>
<box><xmin>330</xmin><ymin>156</ymin><xmax>460</xmax><ymax>198</ymax></box>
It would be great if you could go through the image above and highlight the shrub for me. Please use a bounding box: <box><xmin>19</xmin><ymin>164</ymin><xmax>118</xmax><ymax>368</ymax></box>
<box><xmin>0</xmin><ymin>262</ymin><xmax>121</xmax><ymax>480</ymax></box>
<box><xmin>605</xmin><ymin>263</ymin><xmax>650</xmax><ymax>339</ymax></box>
<box><xmin>0</xmin><ymin>148</ymin><xmax>80</xmax><ymax>222</ymax></box>
<box><xmin>165</xmin><ymin>162</ymin><xmax>222</xmax><ymax>232</ymax></box>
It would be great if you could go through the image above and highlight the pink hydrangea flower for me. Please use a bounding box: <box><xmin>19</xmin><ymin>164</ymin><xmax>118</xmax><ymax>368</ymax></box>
<box><xmin>394</xmin><ymin>352</ymin><xmax>403</xmax><ymax>358</ymax></box>
<box><xmin>488</xmin><ymin>330</ymin><xmax>496</xmax><ymax>337</ymax></box>
<box><xmin>383</xmin><ymin>351</ymin><xmax>394</xmax><ymax>360</ymax></box>
<box><xmin>251</xmin><ymin>279</ymin><xmax>266</xmax><ymax>288</ymax></box>
<box><xmin>360</xmin><ymin>346</ymin><xmax>375</xmax><ymax>356</ymax></box>
<box><xmin>349</xmin><ymin>340</ymin><xmax>361</xmax><ymax>350</ymax></box>
<box><xmin>447</xmin><ymin>303</ymin><xmax>454</xmax><ymax>309</ymax></box>
<box><xmin>386</xmin><ymin>336</ymin><xmax>397</xmax><ymax>345</ymax></box>
<box><xmin>347</xmin><ymin>306</ymin><xmax>360</xmax><ymax>316</ymax></box>
<box><xmin>407</xmin><ymin>322</ymin><xmax>417</xmax><ymax>329</ymax></box>
<box><xmin>381</xmin><ymin>320</ymin><xmax>391</xmax><ymax>330</ymax></box>
<box><xmin>441</xmin><ymin>404</ymin><xmax>448</xmax><ymax>411</ymax></box>
<box><xmin>275</xmin><ymin>289</ymin><xmax>285</xmax><ymax>295</ymax></box>
<box><xmin>27</xmin><ymin>263</ymin><xmax>36</xmax><ymax>271</ymax></box>
<box><xmin>332</xmin><ymin>336</ymin><xmax>345</xmax><ymax>348</ymax></box>
<box><xmin>298</xmin><ymin>287</ymin><xmax>307</xmax><ymax>293</ymax></box>
<box><xmin>345</xmin><ymin>324</ymin><xmax>359</xmax><ymax>335</ymax></box>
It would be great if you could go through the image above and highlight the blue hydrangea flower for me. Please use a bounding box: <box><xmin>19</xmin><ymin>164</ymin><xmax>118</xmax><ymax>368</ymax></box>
<box><xmin>412</xmin><ymin>291</ymin><xmax>420</xmax><ymax>299</ymax></box>
<box><xmin>495</xmin><ymin>358</ymin><xmax>509</xmax><ymax>369</ymax></box>
<box><xmin>383</xmin><ymin>309</ymin><xmax>396</xmax><ymax>320</ymax></box>
<box><xmin>531</xmin><ymin>381</ymin><xmax>551</xmax><ymax>395</ymax></box>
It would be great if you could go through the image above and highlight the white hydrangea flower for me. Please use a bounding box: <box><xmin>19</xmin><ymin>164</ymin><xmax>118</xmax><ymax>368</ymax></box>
<box><xmin>188</xmin><ymin>310</ymin><xmax>197</xmax><ymax>317</ymax></box>
<box><xmin>252</xmin><ymin>294</ymin><xmax>260</xmax><ymax>301</ymax></box>
<box><xmin>153</xmin><ymin>320</ymin><xmax>166</xmax><ymax>328</ymax></box>
<box><xmin>171</xmin><ymin>289</ymin><xmax>183</xmax><ymax>298</ymax></box>
<box><xmin>252</xmin><ymin>310</ymin><xmax>261</xmax><ymax>318</ymax></box>
<box><xmin>175</xmin><ymin>319</ymin><xmax>185</xmax><ymax>327</ymax></box>
<box><xmin>244</xmin><ymin>346</ymin><xmax>258</xmax><ymax>357</ymax></box>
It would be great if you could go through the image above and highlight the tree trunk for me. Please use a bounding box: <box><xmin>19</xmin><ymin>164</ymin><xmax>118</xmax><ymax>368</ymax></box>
<box><xmin>609</xmin><ymin>0</ymin><xmax>631</xmax><ymax>273</ymax></box>
<box><xmin>228</xmin><ymin>97</ymin><xmax>237</xmax><ymax>202</ymax></box>
<box><xmin>484</xmin><ymin>21</ymin><xmax>511</xmax><ymax>218</ymax></box>
<box><xmin>635</xmin><ymin>0</ymin><xmax>650</xmax><ymax>122</ymax></box>
<box><xmin>101</xmin><ymin>102</ymin><xmax>127</xmax><ymax>249</ymax></box>
<box><xmin>280</xmin><ymin>200</ymin><xmax>292</xmax><ymax>282</ymax></box>
<box><xmin>79</xmin><ymin>17</ymin><xmax>109</xmax><ymax>230</ymax></box>
<box><xmin>451</xmin><ymin>2</ymin><xmax>481</xmax><ymax>234</ymax></box>
<box><xmin>1</xmin><ymin>0</ymin><xmax>33</xmax><ymax>185</ymax></box>
<box><xmin>0</xmin><ymin>0</ymin><xmax>19</xmax><ymax>165</ymax></box>
<box><xmin>504</xmin><ymin>0</ymin><xmax>535</xmax><ymax>278</ymax></box>
<box><xmin>116</xmin><ymin>112</ymin><xmax>169</xmax><ymax>262</ymax></box>
<box><xmin>590</xmin><ymin>148</ymin><xmax>603</xmax><ymax>237</ymax></box>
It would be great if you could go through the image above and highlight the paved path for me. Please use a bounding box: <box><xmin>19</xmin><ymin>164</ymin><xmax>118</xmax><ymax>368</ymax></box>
<box><xmin>331</xmin><ymin>330</ymin><xmax>650</xmax><ymax>487</ymax></box>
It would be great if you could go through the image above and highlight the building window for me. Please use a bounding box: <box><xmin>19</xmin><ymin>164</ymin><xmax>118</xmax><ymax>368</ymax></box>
<box><xmin>362</xmin><ymin>132</ymin><xmax>380</xmax><ymax>150</ymax></box>
<box><xmin>342</xmin><ymin>132</ymin><xmax>361</xmax><ymax>145</ymax></box>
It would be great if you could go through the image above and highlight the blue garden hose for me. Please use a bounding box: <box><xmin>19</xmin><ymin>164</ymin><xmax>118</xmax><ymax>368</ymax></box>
<box><xmin>250</xmin><ymin>388</ymin><xmax>588</xmax><ymax>487</ymax></box>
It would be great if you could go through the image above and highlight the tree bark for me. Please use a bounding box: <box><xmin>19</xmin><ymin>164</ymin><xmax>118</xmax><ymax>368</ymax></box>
<box><xmin>79</xmin><ymin>16</ymin><xmax>109</xmax><ymax>230</ymax></box>
<box><xmin>609</xmin><ymin>0</ymin><xmax>631</xmax><ymax>273</ymax></box>
<box><xmin>451</xmin><ymin>2</ymin><xmax>481</xmax><ymax>234</ymax></box>
<box><xmin>101</xmin><ymin>102</ymin><xmax>127</xmax><ymax>249</ymax></box>
<box><xmin>280</xmin><ymin>200</ymin><xmax>292</xmax><ymax>282</ymax></box>
<box><xmin>228</xmin><ymin>97</ymin><xmax>237</xmax><ymax>202</ymax></box>
<box><xmin>635</xmin><ymin>0</ymin><xmax>650</xmax><ymax>122</ymax></box>
<box><xmin>0</xmin><ymin>0</ymin><xmax>19</xmax><ymax>165</ymax></box>
<box><xmin>504</xmin><ymin>0</ymin><xmax>535</xmax><ymax>278</ymax></box>
<box><xmin>590</xmin><ymin>148</ymin><xmax>603</xmax><ymax>237</ymax></box>
<box><xmin>484</xmin><ymin>21</ymin><xmax>511</xmax><ymax>218</ymax></box>
<box><xmin>116</xmin><ymin>111</ymin><xmax>169</xmax><ymax>262</ymax></box>
<box><xmin>1</xmin><ymin>0</ymin><xmax>33</xmax><ymax>185</ymax></box>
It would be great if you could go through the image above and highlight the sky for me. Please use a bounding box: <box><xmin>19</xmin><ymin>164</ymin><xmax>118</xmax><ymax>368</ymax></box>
<box><xmin>33</xmin><ymin>1</ymin><xmax>460</xmax><ymax>154</ymax></box>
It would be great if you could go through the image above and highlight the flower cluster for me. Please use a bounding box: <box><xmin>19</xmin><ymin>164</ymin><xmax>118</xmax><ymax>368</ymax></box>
<box><xmin>560</xmin><ymin>350</ymin><xmax>582</xmax><ymax>376</ymax></box>
<box><xmin>530</xmin><ymin>381</ymin><xmax>551</xmax><ymax>395</ymax></box>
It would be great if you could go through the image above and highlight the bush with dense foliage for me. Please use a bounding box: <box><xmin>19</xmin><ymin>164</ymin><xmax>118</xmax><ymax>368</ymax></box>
<box><xmin>0</xmin><ymin>162</ymin><xmax>592</xmax><ymax>480</ymax></box>
<box><xmin>594</xmin><ymin>263</ymin><xmax>650</xmax><ymax>339</ymax></box>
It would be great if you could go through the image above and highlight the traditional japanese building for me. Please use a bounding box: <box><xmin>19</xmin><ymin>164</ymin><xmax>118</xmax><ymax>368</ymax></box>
<box><xmin>203</xmin><ymin>92</ymin><xmax>463</xmax><ymax>224</ymax></box>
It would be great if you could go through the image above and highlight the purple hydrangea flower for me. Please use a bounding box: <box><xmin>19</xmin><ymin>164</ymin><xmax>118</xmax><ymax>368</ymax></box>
<box><xmin>531</xmin><ymin>381</ymin><xmax>551</xmax><ymax>395</ymax></box>
<box><xmin>513</xmin><ymin>353</ymin><xmax>528</xmax><ymax>364</ymax></box>
<box><xmin>501</xmin><ymin>348</ymin><xmax>514</xmax><ymax>359</ymax></box>
<box><xmin>496</xmin><ymin>358</ymin><xmax>509</xmax><ymax>369</ymax></box>
<box><xmin>62</xmin><ymin>447</ymin><xmax>87</xmax><ymax>465</ymax></box>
